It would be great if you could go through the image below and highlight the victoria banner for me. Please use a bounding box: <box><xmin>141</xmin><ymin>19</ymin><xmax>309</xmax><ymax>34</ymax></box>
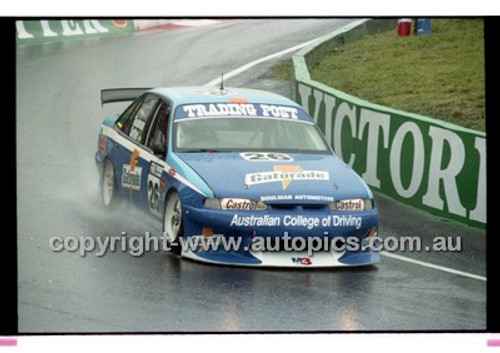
<box><xmin>16</xmin><ymin>20</ymin><xmax>135</xmax><ymax>45</ymax></box>
<box><xmin>295</xmin><ymin>81</ymin><xmax>486</xmax><ymax>228</ymax></box>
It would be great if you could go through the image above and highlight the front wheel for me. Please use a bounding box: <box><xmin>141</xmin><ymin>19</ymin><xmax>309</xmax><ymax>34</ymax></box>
<box><xmin>163</xmin><ymin>192</ymin><xmax>183</xmax><ymax>255</ymax></box>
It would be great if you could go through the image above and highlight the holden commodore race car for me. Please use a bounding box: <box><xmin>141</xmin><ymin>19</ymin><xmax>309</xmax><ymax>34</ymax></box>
<box><xmin>95</xmin><ymin>86</ymin><xmax>379</xmax><ymax>267</ymax></box>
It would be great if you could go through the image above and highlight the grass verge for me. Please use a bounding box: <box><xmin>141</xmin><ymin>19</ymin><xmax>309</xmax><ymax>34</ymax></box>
<box><xmin>307</xmin><ymin>19</ymin><xmax>485</xmax><ymax>131</ymax></box>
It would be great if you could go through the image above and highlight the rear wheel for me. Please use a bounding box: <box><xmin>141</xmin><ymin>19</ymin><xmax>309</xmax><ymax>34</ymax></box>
<box><xmin>163</xmin><ymin>192</ymin><xmax>183</xmax><ymax>255</ymax></box>
<box><xmin>102</xmin><ymin>159</ymin><xmax>118</xmax><ymax>208</ymax></box>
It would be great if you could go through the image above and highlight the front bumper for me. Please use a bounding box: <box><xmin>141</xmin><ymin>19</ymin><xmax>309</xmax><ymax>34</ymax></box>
<box><xmin>181</xmin><ymin>205</ymin><xmax>380</xmax><ymax>267</ymax></box>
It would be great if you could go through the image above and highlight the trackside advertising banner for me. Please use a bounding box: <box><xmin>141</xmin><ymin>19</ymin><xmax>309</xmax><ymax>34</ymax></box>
<box><xmin>16</xmin><ymin>20</ymin><xmax>134</xmax><ymax>45</ymax></box>
<box><xmin>293</xmin><ymin>21</ymin><xmax>486</xmax><ymax>228</ymax></box>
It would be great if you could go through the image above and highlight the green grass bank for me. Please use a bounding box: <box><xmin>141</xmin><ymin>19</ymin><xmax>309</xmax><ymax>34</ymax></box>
<box><xmin>308</xmin><ymin>19</ymin><xmax>485</xmax><ymax>131</ymax></box>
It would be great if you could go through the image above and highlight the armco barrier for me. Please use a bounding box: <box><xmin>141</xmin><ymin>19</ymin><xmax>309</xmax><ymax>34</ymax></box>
<box><xmin>292</xmin><ymin>19</ymin><xmax>486</xmax><ymax>228</ymax></box>
<box><xmin>16</xmin><ymin>20</ymin><xmax>135</xmax><ymax>45</ymax></box>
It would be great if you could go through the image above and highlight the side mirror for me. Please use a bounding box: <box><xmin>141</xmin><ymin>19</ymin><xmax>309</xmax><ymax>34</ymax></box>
<box><xmin>152</xmin><ymin>140</ymin><xmax>166</xmax><ymax>157</ymax></box>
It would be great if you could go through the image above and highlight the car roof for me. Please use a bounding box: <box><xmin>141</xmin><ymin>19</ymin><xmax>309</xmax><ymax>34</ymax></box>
<box><xmin>149</xmin><ymin>86</ymin><xmax>302</xmax><ymax>107</ymax></box>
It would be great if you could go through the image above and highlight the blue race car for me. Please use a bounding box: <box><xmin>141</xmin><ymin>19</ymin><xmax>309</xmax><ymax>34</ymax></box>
<box><xmin>96</xmin><ymin>86</ymin><xmax>379</xmax><ymax>267</ymax></box>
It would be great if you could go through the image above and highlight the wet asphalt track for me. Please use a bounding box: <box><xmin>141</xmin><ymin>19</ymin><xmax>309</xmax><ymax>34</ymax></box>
<box><xmin>16</xmin><ymin>19</ymin><xmax>486</xmax><ymax>332</ymax></box>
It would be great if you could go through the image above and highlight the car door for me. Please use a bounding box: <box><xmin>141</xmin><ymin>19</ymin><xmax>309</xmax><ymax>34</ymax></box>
<box><xmin>141</xmin><ymin>101</ymin><xmax>171</xmax><ymax>218</ymax></box>
<box><xmin>112</xmin><ymin>93</ymin><xmax>162</xmax><ymax>207</ymax></box>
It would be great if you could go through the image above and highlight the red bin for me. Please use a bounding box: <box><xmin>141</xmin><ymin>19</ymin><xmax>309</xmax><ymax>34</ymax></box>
<box><xmin>398</xmin><ymin>18</ymin><xmax>412</xmax><ymax>36</ymax></box>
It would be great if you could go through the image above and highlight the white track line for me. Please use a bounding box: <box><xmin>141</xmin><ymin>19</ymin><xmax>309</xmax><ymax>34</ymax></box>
<box><xmin>203</xmin><ymin>38</ymin><xmax>318</xmax><ymax>87</ymax></box>
<box><xmin>203</xmin><ymin>29</ymin><xmax>487</xmax><ymax>283</ymax></box>
<box><xmin>380</xmin><ymin>251</ymin><xmax>486</xmax><ymax>281</ymax></box>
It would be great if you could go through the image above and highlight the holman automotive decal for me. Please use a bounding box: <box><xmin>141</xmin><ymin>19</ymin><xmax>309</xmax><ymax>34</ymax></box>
<box><xmin>101</xmin><ymin>125</ymin><xmax>209</xmax><ymax>197</ymax></box>
<box><xmin>260</xmin><ymin>194</ymin><xmax>334</xmax><ymax>202</ymax></box>
<box><xmin>245</xmin><ymin>165</ymin><xmax>330</xmax><ymax>190</ymax></box>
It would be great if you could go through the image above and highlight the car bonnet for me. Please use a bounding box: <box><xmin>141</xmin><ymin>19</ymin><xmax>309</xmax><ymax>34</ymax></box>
<box><xmin>176</xmin><ymin>152</ymin><xmax>373</xmax><ymax>202</ymax></box>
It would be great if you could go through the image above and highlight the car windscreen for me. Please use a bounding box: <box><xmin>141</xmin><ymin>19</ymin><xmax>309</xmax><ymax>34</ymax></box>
<box><xmin>173</xmin><ymin>117</ymin><xmax>331</xmax><ymax>153</ymax></box>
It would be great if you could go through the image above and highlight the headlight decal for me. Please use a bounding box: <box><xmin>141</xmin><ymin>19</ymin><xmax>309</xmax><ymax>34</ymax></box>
<box><xmin>330</xmin><ymin>198</ymin><xmax>374</xmax><ymax>211</ymax></box>
<box><xmin>204</xmin><ymin>198</ymin><xmax>267</xmax><ymax>210</ymax></box>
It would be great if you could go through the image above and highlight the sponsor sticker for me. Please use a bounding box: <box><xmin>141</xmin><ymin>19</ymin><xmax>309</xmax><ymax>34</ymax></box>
<box><xmin>240</xmin><ymin>152</ymin><xmax>294</xmax><ymax>162</ymax></box>
<box><xmin>229</xmin><ymin>214</ymin><xmax>362</xmax><ymax>229</ymax></box>
<box><xmin>149</xmin><ymin>162</ymin><xmax>163</xmax><ymax>178</ymax></box>
<box><xmin>332</xmin><ymin>199</ymin><xmax>364</xmax><ymax>211</ymax></box>
<box><xmin>122</xmin><ymin>165</ymin><xmax>142</xmax><ymax>191</ymax></box>
<box><xmin>122</xmin><ymin>149</ymin><xmax>142</xmax><ymax>191</ymax></box>
<box><xmin>130</xmin><ymin>149</ymin><xmax>140</xmax><ymax>171</ymax></box>
<box><xmin>291</xmin><ymin>257</ymin><xmax>312</xmax><ymax>265</ymax></box>
<box><xmin>175</xmin><ymin>103</ymin><xmax>309</xmax><ymax>121</ymax></box>
<box><xmin>245</xmin><ymin>166</ymin><xmax>330</xmax><ymax>190</ymax></box>
<box><xmin>260</xmin><ymin>195</ymin><xmax>334</xmax><ymax>202</ymax></box>
<box><xmin>221</xmin><ymin>198</ymin><xmax>259</xmax><ymax>210</ymax></box>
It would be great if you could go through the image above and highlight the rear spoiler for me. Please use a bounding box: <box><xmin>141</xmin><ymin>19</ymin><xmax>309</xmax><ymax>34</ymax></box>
<box><xmin>101</xmin><ymin>88</ymin><xmax>152</xmax><ymax>105</ymax></box>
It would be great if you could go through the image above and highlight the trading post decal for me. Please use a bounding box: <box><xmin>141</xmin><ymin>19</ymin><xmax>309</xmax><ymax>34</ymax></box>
<box><xmin>174</xmin><ymin>103</ymin><xmax>311</xmax><ymax>122</ymax></box>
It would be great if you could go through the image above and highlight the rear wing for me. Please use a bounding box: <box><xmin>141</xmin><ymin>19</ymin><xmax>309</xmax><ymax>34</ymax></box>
<box><xmin>101</xmin><ymin>88</ymin><xmax>152</xmax><ymax>105</ymax></box>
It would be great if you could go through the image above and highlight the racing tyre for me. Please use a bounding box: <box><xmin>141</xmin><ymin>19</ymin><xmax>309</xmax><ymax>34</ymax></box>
<box><xmin>101</xmin><ymin>159</ymin><xmax>119</xmax><ymax>208</ymax></box>
<box><xmin>164</xmin><ymin>192</ymin><xmax>183</xmax><ymax>255</ymax></box>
